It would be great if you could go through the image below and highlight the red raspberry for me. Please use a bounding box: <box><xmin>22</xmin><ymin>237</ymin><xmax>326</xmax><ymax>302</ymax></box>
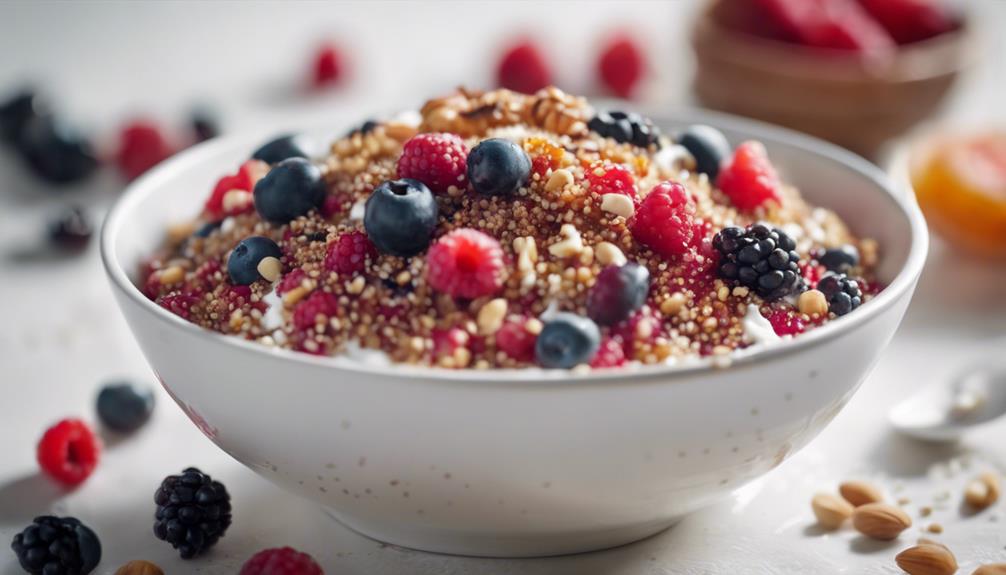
<box><xmin>717</xmin><ymin>141</ymin><xmax>782</xmax><ymax>211</ymax></box>
<box><xmin>116</xmin><ymin>120</ymin><xmax>176</xmax><ymax>181</ymax></box>
<box><xmin>800</xmin><ymin>261</ymin><xmax>825</xmax><ymax>289</ymax></box>
<box><xmin>767</xmin><ymin>308</ymin><xmax>806</xmax><ymax>336</ymax></box>
<box><xmin>858</xmin><ymin>0</ymin><xmax>958</xmax><ymax>45</ymax></box>
<box><xmin>156</xmin><ymin>292</ymin><xmax>199</xmax><ymax>320</ymax></box>
<box><xmin>495</xmin><ymin>318</ymin><xmax>537</xmax><ymax>362</ymax></box>
<box><xmin>531</xmin><ymin>155</ymin><xmax>552</xmax><ymax>179</ymax></box>
<box><xmin>37</xmin><ymin>418</ymin><xmax>101</xmax><ymax>487</ymax></box>
<box><xmin>312</xmin><ymin>43</ymin><xmax>343</xmax><ymax>89</ymax></box>
<box><xmin>292</xmin><ymin>291</ymin><xmax>339</xmax><ymax>331</ymax></box>
<box><xmin>497</xmin><ymin>40</ymin><xmax>552</xmax><ymax>94</ymax></box>
<box><xmin>597</xmin><ymin>35</ymin><xmax>645</xmax><ymax>99</ymax></box>
<box><xmin>629</xmin><ymin>182</ymin><xmax>695</xmax><ymax>259</ymax></box>
<box><xmin>590</xmin><ymin>337</ymin><xmax>627</xmax><ymax>368</ymax></box>
<box><xmin>756</xmin><ymin>0</ymin><xmax>895</xmax><ymax>52</ymax></box>
<box><xmin>277</xmin><ymin>269</ymin><xmax>308</xmax><ymax>295</ymax></box>
<box><xmin>240</xmin><ymin>546</ymin><xmax>323</xmax><ymax>575</ymax></box>
<box><xmin>324</xmin><ymin>231</ymin><xmax>376</xmax><ymax>275</ymax></box>
<box><xmin>586</xmin><ymin>161</ymin><xmax>637</xmax><ymax>199</ymax></box>
<box><xmin>426</xmin><ymin>229</ymin><xmax>506</xmax><ymax>299</ymax></box>
<box><xmin>611</xmin><ymin>305</ymin><xmax>662</xmax><ymax>355</ymax></box>
<box><xmin>396</xmin><ymin>133</ymin><xmax>468</xmax><ymax>194</ymax></box>
<box><xmin>432</xmin><ymin>327</ymin><xmax>470</xmax><ymax>361</ymax></box>
<box><xmin>205</xmin><ymin>160</ymin><xmax>270</xmax><ymax>219</ymax></box>
<box><xmin>320</xmin><ymin>194</ymin><xmax>350</xmax><ymax>219</ymax></box>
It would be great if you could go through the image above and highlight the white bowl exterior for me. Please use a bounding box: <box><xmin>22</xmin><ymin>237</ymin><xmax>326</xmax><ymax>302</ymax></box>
<box><xmin>102</xmin><ymin>111</ymin><xmax>927</xmax><ymax>556</ymax></box>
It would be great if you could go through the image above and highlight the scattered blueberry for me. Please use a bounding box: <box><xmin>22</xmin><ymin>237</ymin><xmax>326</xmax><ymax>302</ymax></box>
<box><xmin>193</xmin><ymin>220</ymin><xmax>223</xmax><ymax>238</ymax></box>
<box><xmin>227</xmin><ymin>236</ymin><xmax>282</xmax><ymax>285</ymax></box>
<box><xmin>677</xmin><ymin>124</ymin><xmax>731</xmax><ymax>180</ymax></box>
<box><xmin>588</xmin><ymin>110</ymin><xmax>661</xmax><ymax>148</ymax></box>
<box><xmin>96</xmin><ymin>381</ymin><xmax>156</xmax><ymax>433</ymax></box>
<box><xmin>818</xmin><ymin>245</ymin><xmax>860</xmax><ymax>273</ymax></box>
<box><xmin>363</xmin><ymin>178</ymin><xmax>439</xmax><ymax>257</ymax></box>
<box><xmin>251</xmin><ymin>134</ymin><xmax>311</xmax><ymax>164</ymax></box>
<box><xmin>466</xmin><ymin>138</ymin><xmax>531</xmax><ymax>196</ymax></box>
<box><xmin>252</xmin><ymin>158</ymin><xmax>326</xmax><ymax>223</ymax></box>
<box><xmin>587</xmin><ymin>263</ymin><xmax>650</xmax><ymax>326</ymax></box>
<box><xmin>0</xmin><ymin>89</ymin><xmax>47</xmax><ymax>143</ymax></box>
<box><xmin>191</xmin><ymin>108</ymin><xmax>221</xmax><ymax>143</ymax></box>
<box><xmin>154</xmin><ymin>468</ymin><xmax>232</xmax><ymax>559</ymax></box>
<box><xmin>817</xmin><ymin>273</ymin><xmax>862</xmax><ymax>316</ymax></box>
<box><xmin>48</xmin><ymin>206</ymin><xmax>92</xmax><ymax>250</ymax></box>
<box><xmin>16</xmin><ymin>116</ymin><xmax>98</xmax><ymax>184</ymax></box>
<box><xmin>713</xmin><ymin>223</ymin><xmax>804</xmax><ymax>301</ymax></box>
<box><xmin>535</xmin><ymin>312</ymin><xmax>601</xmax><ymax>369</ymax></box>
<box><xmin>11</xmin><ymin>516</ymin><xmax>102</xmax><ymax>575</ymax></box>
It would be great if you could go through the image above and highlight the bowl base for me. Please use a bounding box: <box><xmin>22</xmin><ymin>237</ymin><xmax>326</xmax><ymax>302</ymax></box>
<box><xmin>323</xmin><ymin>507</ymin><xmax>681</xmax><ymax>558</ymax></box>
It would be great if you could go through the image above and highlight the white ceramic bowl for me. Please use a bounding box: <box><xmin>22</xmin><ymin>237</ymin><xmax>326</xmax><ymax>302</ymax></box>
<box><xmin>101</xmin><ymin>110</ymin><xmax>928</xmax><ymax>557</ymax></box>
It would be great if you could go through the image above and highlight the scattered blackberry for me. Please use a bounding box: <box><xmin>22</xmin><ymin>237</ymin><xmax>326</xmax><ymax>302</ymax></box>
<box><xmin>153</xmin><ymin>467</ymin><xmax>232</xmax><ymax>559</ymax></box>
<box><xmin>587</xmin><ymin>110</ymin><xmax>661</xmax><ymax>149</ymax></box>
<box><xmin>713</xmin><ymin>223</ymin><xmax>804</xmax><ymax>300</ymax></box>
<box><xmin>49</xmin><ymin>206</ymin><xmax>93</xmax><ymax>251</ymax></box>
<box><xmin>818</xmin><ymin>244</ymin><xmax>860</xmax><ymax>273</ymax></box>
<box><xmin>817</xmin><ymin>273</ymin><xmax>862</xmax><ymax>316</ymax></box>
<box><xmin>11</xmin><ymin>515</ymin><xmax>102</xmax><ymax>575</ymax></box>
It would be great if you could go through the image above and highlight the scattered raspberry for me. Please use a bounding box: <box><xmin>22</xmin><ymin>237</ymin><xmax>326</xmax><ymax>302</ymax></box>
<box><xmin>325</xmin><ymin>230</ymin><xmax>376</xmax><ymax>275</ymax></box>
<box><xmin>531</xmin><ymin>154</ymin><xmax>552</xmax><ymax>179</ymax></box>
<box><xmin>432</xmin><ymin>327</ymin><xmax>470</xmax><ymax>361</ymax></box>
<box><xmin>590</xmin><ymin>337</ymin><xmax>627</xmax><ymax>368</ymax></box>
<box><xmin>858</xmin><ymin>0</ymin><xmax>958</xmax><ymax>45</ymax></box>
<box><xmin>292</xmin><ymin>291</ymin><xmax>340</xmax><ymax>332</ymax></box>
<box><xmin>716</xmin><ymin>141</ymin><xmax>782</xmax><ymax>211</ymax></box>
<box><xmin>320</xmin><ymin>194</ymin><xmax>350</xmax><ymax>219</ymax></box>
<box><xmin>767</xmin><ymin>308</ymin><xmax>806</xmax><ymax>336</ymax></box>
<box><xmin>312</xmin><ymin>43</ymin><xmax>343</xmax><ymax>89</ymax></box>
<box><xmin>37</xmin><ymin>418</ymin><xmax>101</xmax><ymax>486</ymax></box>
<box><xmin>611</xmin><ymin>305</ymin><xmax>662</xmax><ymax>356</ymax></box>
<box><xmin>396</xmin><ymin>132</ymin><xmax>468</xmax><ymax>194</ymax></box>
<box><xmin>801</xmin><ymin>261</ymin><xmax>825</xmax><ymax>289</ymax></box>
<box><xmin>496</xmin><ymin>318</ymin><xmax>537</xmax><ymax>362</ymax></box>
<box><xmin>427</xmin><ymin>229</ymin><xmax>506</xmax><ymax>299</ymax></box>
<box><xmin>586</xmin><ymin>161</ymin><xmax>637</xmax><ymax>199</ymax></box>
<box><xmin>116</xmin><ymin>120</ymin><xmax>176</xmax><ymax>181</ymax></box>
<box><xmin>205</xmin><ymin>160</ymin><xmax>270</xmax><ymax>218</ymax></box>
<box><xmin>597</xmin><ymin>34</ymin><xmax>645</xmax><ymax>99</ymax></box>
<box><xmin>157</xmin><ymin>292</ymin><xmax>199</xmax><ymax>320</ymax></box>
<box><xmin>629</xmin><ymin>181</ymin><xmax>695</xmax><ymax>259</ymax></box>
<box><xmin>277</xmin><ymin>269</ymin><xmax>307</xmax><ymax>295</ymax></box>
<box><xmin>240</xmin><ymin>546</ymin><xmax>323</xmax><ymax>575</ymax></box>
<box><xmin>497</xmin><ymin>40</ymin><xmax>551</xmax><ymax>94</ymax></box>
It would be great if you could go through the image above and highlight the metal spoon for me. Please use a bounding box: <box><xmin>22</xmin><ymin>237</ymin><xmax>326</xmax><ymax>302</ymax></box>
<box><xmin>889</xmin><ymin>366</ymin><xmax>1006</xmax><ymax>441</ymax></box>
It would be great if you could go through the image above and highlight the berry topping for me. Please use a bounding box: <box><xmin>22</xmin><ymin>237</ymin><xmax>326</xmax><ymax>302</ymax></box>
<box><xmin>292</xmin><ymin>291</ymin><xmax>340</xmax><ymax>332</ymax></box>
<box><xmin>677</xmin><ymin>124</ymin><xmax>731</xmax><ymax>181</ymax></box>
<box><xmin>597</xmin><ymin>35</ymin><xmax>645</xmax><ymax>99</ymax></box>
<box><xmin>590</xmin><ymin>336</ymin><xmax>627</xmax><ymax>368</ymax></box>
<box><xmin>11</xmin><ymin>516</ymin><xmax>102</xmax><ymax>575</ymax></box>
<box><xmin>587</xmin><ymin>263</ymin><xmax>651</xmax><ymax>326</ymax></box>
<box><xmin>192</xmin><ymin>108</ymin><xmax>220</xmax><ymax>143</ymax></box>
<box><xmin>0</xmin><ymin>89</ymin><xmax>46</xmax><ymax>143</ymax></box>
<box><xmin>817</xmin><ymin>273</ymin><xmax>863</xmax><ymax>316</ymax></box>
<box><xmin>228</xmin><ymin>236</ymin><xmax>283</xmax><ymax>285</ymax></box>
<box><xmin>857</xmin><ymin>0</ymin><xmax>958</xmax><ymax>45</ymax></box>
<box><xmin>153</xmin><ymin>467</ymin><xmax>232</xmax><ymax>559</ymax></box>
<box><xmin>205</xmin><ymin>160</ymin><xmax>269</xmax><ymax>219</ymax></box>
<box><xmin>16</xmin><ymin>116</ymin><xmax>99</xmax><ymax>184</ymax></box>
<box><xmin>467</xmin><ymin>138</ymin><xmax>531</xmax><ymax>196</ymax></box>
<box><xmin>496</xmin><ymin>317</ymin><xmax>538</xmax><ymax>362</ymax></box>
<box><xmin>311</xmin><ymin>42</ymin><xmax>343</xmax><ymax>89</ymax></box>
<box><xmin>717</xmin><ymin>141</ymin><xmax>782</xmax><ymax>211</ymax></box>
<box><xmin>587</xmin><ymin>110</ymin><xmax>661</xmax><ymax>148</ymax></box>
<box><xmin>496</xmin><ymin>40</ymin><xmax>552</xmax><ymax>95</ymax></box>
<box><xmin>251</xmin><ymin>134</ymin><xmax>311</xmax><ymax>165</ymax></box>
<box><xmin>629</xmin><ymin>181</ymin><xmax>695</xmax><ymax>259</ymax></box>
<box><xmin>324</xmin><ymin>230</ymin><xmax>376</xmax><ymax>275</ymax></box>
<box><xmin>253</xmin><ymin>158</ymin><xmax>326</xmax><ymax>223</ymax></box>
<box><xmin>156</xmin><ymin>292</ymin><xmax>199</xmax><ymax>320</ymax></box>
<box><xmin>818</xmin><ymin>244</ymin><xmax>860</xmax><ymax>273</ymax></box>
<box><xmin>713</xmin><ymin>224</ymin><xmax>804</xmax><ymax>301</ymax></box>
<box><xmin>37</xmin><ymin>418</ymin><xmax>101</xmax><ymax>487</ymax></box>
<box><xmin>363</xmin><ymin>178</ymin><xmax>439</xmax><ymax>256</ymax></box>
<box><xmin>767</xmin><ymin>308</ymin><xmax>806</xmax><ymax>336</ymax></box>
<box><xmin>49</xmin><ymin>206</ymin><xmax>93</xmax><ymax>251</ymax></box>
<box><xmin>756</xmin><ymin>0</ymin><xmax>896</xmax><ymax>52</ymax></box>
<box><xmin>586</xmin><ymin>161</ymin><xmax>637</xmax><ymax>199</ymax></box>
<box><xmin>535</xmin><ymin>312</ymin><xmax>601</xmax><ymax>369</ymax></box>
<box><xmin>396</xmin><ymin>132</ymin><xmax>469</xmax><ymax>194</ymax></box>
<box><xmin>240</xmin><ymin>547</ymin><xmax>323</xmax><ymax>575</ymax></box>
<box><xmin>96</xmin><ymin>381</ymin><xmax>156</xmax><ymax>433</ymax></box>
<box><xmin>115</xmin><ymin>120</ymin><xmax>176</xmax><ymax>181</ymax></box>
<box><xmin>426</xmin><ymin>228</ymin><xmax>506</xmax><ymax>299</ymax></box>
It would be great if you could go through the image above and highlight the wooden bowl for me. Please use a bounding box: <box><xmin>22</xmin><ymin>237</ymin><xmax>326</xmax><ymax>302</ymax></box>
<box><xmin>691</xmin><ymin>0</ymin><xmax>975</xmax><ymax>159</ymax></box>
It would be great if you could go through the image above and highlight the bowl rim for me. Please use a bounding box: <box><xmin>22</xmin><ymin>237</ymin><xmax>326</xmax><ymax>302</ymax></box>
<box><xmin>100</xmin><ymin>106</ymin><xmax>929</xmax><ymax>384</ymax></box>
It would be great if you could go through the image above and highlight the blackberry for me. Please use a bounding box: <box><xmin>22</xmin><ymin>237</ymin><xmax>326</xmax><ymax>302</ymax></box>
<box><xmin>587</xmin><ymin>110</ymin><xmax>661</xmax><ymax>149</ymax></box>
<box><xmin>11</xmin><ymin>515</ymin><xmax>102</xmax><ymax>575</ymax></box>
<box><xmin>817</xmin><ymin>273</ymin><xmax>862</xmax><ymax>316</ymax></box>
<box><xmin>153</xmin><ymin>467</ymin><xmax>231</xmax><ymax>559</ymax></box>
<box><xmin>713</xmin><ymin>223</ymin><xmax>804</xmax><ymax>301</ymax></box>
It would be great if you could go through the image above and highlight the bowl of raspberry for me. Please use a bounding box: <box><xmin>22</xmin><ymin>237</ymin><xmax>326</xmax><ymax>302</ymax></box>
<box><xmin>101</xmin><ymin>87</ymin><xmax>927</xmax><ymax>557</ymax></box>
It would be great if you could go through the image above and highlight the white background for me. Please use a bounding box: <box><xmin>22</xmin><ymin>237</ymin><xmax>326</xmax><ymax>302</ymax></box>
<box><xmin>2</xmin><ymin>1</ymin><xmax>1006</xmax><ymax>573</ymax></box>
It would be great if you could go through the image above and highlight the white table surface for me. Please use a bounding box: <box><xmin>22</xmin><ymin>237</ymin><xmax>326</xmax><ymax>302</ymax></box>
<box><xmin>2</xmin><ymin>2</ymin><xmax>1006</xmax><ymax>574</ymax></box>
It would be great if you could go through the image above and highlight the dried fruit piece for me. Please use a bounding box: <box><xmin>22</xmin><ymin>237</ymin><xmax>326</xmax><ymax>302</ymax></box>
<box><xmin>895</xmin><ymin>543</ymin><xmax>958</xmax><ymax>575</ymax></box>
<box><xmin>852</xmin><ymin>502</ymin><xmax>912</xmax><ymax>540</ymax></box>
<box><xmin>964</xmin><ymin>472</ymin><xmax>1000</xmax><ymax>510</ymax></box>
<box><xmin>840</xmin><ymin>480</ymin><xmax>884</xmax><ymax>507</ymax></box>
<box><xmin>811</xmin><ymin>492</ymin><xmax>853</xmax><ymax>530</ymax></box>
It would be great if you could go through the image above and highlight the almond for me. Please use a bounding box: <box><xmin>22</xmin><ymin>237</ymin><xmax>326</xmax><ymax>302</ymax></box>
<box><xmin>811</xmin><ymin>492</ymin><xmax>854</xmax><ymax>530</ymax></box>
<box><xmin>840</xmin><ymin>480</ymin><xmax>884</xmax><ymax>507</ymax></box>
<box><xmin>852</xmin><ymin>502</ymin><xmax>912</xmax><ymax>540</ymax></box>
<box><xmin>895</xmin><ymin>544</ymin><xmax>958</xmax><ymax>575</ymax></box>
<box><xmin>973</xmin><ymin>565</ymin><xmax>1006</xmax><ymax>575</ymax></box>
<box><xmin>964</xmin><ymin>472</ymin><xmax>1000</xmax><ymax>510</ymax></box>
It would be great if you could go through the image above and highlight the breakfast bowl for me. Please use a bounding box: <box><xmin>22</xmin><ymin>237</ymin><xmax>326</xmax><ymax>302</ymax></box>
<box><xmin>101</xmin><ymin>108</ymin><xmax>928</xmax><ymax>557</ymax></box>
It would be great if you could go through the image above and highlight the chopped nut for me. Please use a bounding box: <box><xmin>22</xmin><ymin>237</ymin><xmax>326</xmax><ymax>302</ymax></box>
<box><xmin>964</xmin><ymin>472</ymin><xmax>1000</xmax><ymax>510</ymax></box>
<box><xmin>383</xmin><ymin>121</ymin><xmax>418</xmax><ymax>141</ymax></box>
<box><xmin>799</xmin><ymin>289</ymin><xmax>829</xmax><ymax>316</ymax></box>
<box><xmin>926</xmin><ymin>523</ymin><xmax>943</xmax><ymax>534</ymax></box>
<box><xmin>600</xmin><ymin>193</ymin><xmax>635</xmax><ymax>218</ymax></box>
<box><xmin>895</xmin><ymin>543</ymin><xmax>957</xmax><ymax>575</ymax></box>
<box><xmin>525</xmin><ymin>317</ymin><xmax>543</xmax><ymax>335</ymax></box>
<box><xmin>840</xmin><ymin>480</ymin><xmax>884</xmax><ymax>507</ymax></box>
<box><xmin>477</xmin><ymin>298</ymin><xmax>507</xmax><ymax>335</ymax></box>
<box><xmin>166</xmin><ymin>221</ymin><xmax>196</xmax><ymax>244</ymax></box>
<box><xmin>283</xmin><ymin>285</ymin><xmax>311</xmax><ymax>307</ymax></box>
<box><xmin>811</xmin><ymin>492</ymin><xmax>853</xmax><ymax>530</ymax></box>
<box><xmin>545</xmin><ymin>169</ymin><xmax>574</xmax><ymax>193</ymax></box>
<box><xmin>222</xmin><ymin>189</ymin><xmax>253</xmax><ymax>213</ymax></box>
<box><xmin>548</xmin><ymin>224</ymin><xmax>584</xmax><ymax>258</ymax></box>
<box><xmin>594</xmin><ymin>241</ymin><xmax>627</xmax><ymax>266</ymax></box>
<box><xmin>256</xmin><ymin>256</ymin><xmax>282</xmax><ymax>283</ymax></box>
<box><xmin>346</xmin><ymin>276</ymin><xmax>366</xmax><ymax>295</ymax></box>
<box><xmin>159</xmin><ymin>266</ymin><xmax>185</xmax><ymax>285</ymax></box>
<box><xmin>851</xmin><ymin>503</ymin><xmax>912</xmax><ymax>540</ymax></box>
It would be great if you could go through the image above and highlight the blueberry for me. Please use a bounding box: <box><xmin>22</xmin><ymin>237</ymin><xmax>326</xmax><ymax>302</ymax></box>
<box><xmin>587</xmin><ymin>263</ymin><xmax>650</xmax><ymax>326</ymax></box>
<box><xmin>677</xmin><ymin>124</ymin><xmax>731</xmax><ymax>181</ymax></box>
<box><xmin>16</xmin><ymin>116</ymin><xmax>98</xmax><ymax>184</ymax></box>
<box><xmin>363</xmin><ymin>178</ymin><xmax>439</xmax><ymax>257</ymax></box>
<box><xmin>251</xmin><ymin>134</ymin><xmax>312</xmax><ymax>164</ymax></box>
<box><xmin>227</xmin><ymin>236</ymin><xmax>282</xmax><ymax>285</ymax></box>
<box><xmin>818</xmin><ymin>245</ymin><xmax>859</xmax><ymax>272</ymax></box>
<box><xmin>535</xmin><ymin>312</ymin><xmax>601</xmax><ymax>369</ymax></box>
<box><xmin>97</xmin><ymin>381</ymin><xmax>155</xmax><ymax>433</ymax></box>
<box><xmin>466</xmin><ymin>138</ymin><xmax>531</xmax><ymax>196</ymax></box>
<box><xmin>48</xmin><ymin>206</ymin><xmax>92</xmax><ymax>250</ymax></box>
<box><xmin>0</xmin><ymin>89</ymin><xmax>47</xmax><ymax>143</ymax></box>
<box><xmin>191</xmin><ymin>108</ymin><xmax>221</xmax><ymax>143</ymax></box>
<box><xmin>252</xmin><ymin>158</ymin><xmax>326</xmax><ymax>223</ymax></box>
<box><xmin>193</xmin><ymin>220</ymin><xmax>223</xmax><ymax>238</ymax></box>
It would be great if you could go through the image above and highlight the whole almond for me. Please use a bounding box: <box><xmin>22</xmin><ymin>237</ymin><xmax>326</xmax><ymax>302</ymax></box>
<box><xmin>973</xmin><ymin>565</ymin><xmax>1006</xmax><ymax>575</ymax></box>
<box><xmin>896</xmin><ymin>544</ymin><xmax>958</xmax><ymax>575</ymax></box>
<box><xmin>852</xmin><ymin>502</ymin><xmax>912</xmax><ymax>540</ymax></box>
<box><xmin>840</xmin><ymin>480</ymin><xmax>884</xmax><ymax>507</ymax></box>
<box><xmin>964</xmin><ymin>472</ymin><xmax>1001</xmax><ymax>510</ymax></box>
<box><xmin>811</xmin><ymin>492</ymin><xmax>854</xmax><ymax>530</ymax></box>
<box><xmin>114</xmin><ymin>560</ymin><xmax>164</xmax><ymax>575</ymax></box>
